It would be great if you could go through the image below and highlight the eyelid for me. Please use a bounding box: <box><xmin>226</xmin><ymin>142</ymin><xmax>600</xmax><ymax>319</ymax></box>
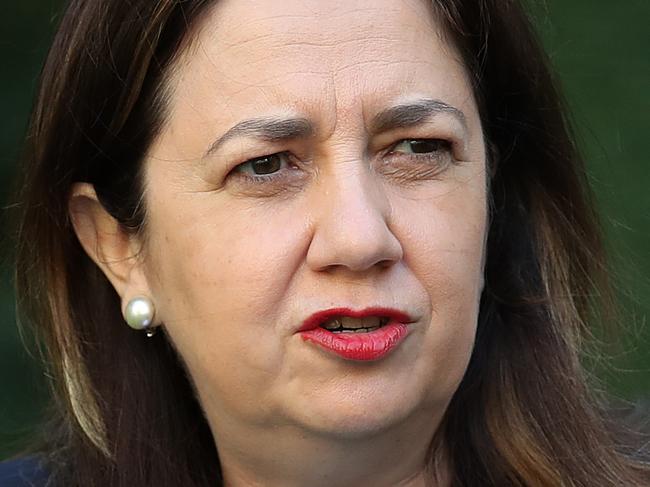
<box><xmin>384</xmin><ymin>137</ymin><xmax>454</xmax><ymax>158</ymax></box>
<box><xmin>390</xmin><ymin>138</ymin><xmax>451</xmax><ymax>149</ymax></box>
<box><xmin>372</xmin><ymin>122</ymin><xmax>464</xmax><ymax>150</ymax></box>
<box><xmin>227</xmin><ymin>150</ymin><xmax>300</xmax><ymax>186</ymax></box>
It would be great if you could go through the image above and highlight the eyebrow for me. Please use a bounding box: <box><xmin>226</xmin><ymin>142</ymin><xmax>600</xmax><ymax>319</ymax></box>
<box><xmin>204</xmin><ymin>116</ymin><xmax>314</xmax><ymax>157</ymax></box>
<box><xmin>204</xmin><ymin>98</ymin><xmax>466</xmax><ymax>158</ymax></box>
<box><xmin>369</xmin><ymin>98</ymin><xmax>467</xmax><ymax>135</ymax></box>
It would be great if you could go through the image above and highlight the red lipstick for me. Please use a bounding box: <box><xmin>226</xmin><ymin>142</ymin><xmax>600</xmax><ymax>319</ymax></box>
<box><xmin>297</xmin><ymin>307</ymin><xmax>413</xmax><ymax>361</ymax></box>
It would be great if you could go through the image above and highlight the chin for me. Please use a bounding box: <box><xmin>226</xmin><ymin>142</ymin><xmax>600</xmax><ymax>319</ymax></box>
<box><xmin>286</xmin><ymin>385</ymin><xmax>436</xmax><ymax>441</ymax></box>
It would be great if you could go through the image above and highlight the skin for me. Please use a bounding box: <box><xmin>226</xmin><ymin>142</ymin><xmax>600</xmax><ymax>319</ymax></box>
<box><xmin>70</xmin><ymin>0</ymin><xmax>488</xmax><ymax>485</ymax></box>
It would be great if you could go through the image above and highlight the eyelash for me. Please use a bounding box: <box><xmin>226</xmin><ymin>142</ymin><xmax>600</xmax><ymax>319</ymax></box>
<box><xmin>230</xmin><ymin>138</ymin><xmax>454</xmax><ymax>185</ymax></box>
<box><xmin>231</xmin><ymin>152</ymin><xmax>295</xmax><ymax>185</ymax></box>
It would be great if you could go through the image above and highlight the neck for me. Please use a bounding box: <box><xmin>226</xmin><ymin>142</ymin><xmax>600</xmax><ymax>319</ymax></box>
<box><xmin>209</xmin><ymin>408</ymin><xmax>451</xmax><ymax>487</ymax></box>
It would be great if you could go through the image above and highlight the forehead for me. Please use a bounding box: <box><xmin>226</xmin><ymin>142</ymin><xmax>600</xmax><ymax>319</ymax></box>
<box><xmin>166</xmin><ymin>0</ymin><xmax>476</xmax><ymax>141</ymax></box>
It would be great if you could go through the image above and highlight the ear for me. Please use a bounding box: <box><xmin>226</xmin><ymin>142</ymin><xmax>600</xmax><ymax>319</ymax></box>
<box><xmin>68</xmin><ymin>183</ymin><xmax>152</xmax><ymax>309</ymax></box>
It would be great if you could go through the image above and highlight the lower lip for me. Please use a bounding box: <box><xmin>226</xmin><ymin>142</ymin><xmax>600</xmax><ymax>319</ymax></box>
<box><xmin>298</xmin><ymin>321</ymin><xmax>410</xmax><ymax>361</ymax></box>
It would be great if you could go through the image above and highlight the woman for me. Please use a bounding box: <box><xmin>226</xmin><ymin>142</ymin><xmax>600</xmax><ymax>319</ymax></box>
<box><xmin>3</xmin><ymin>0</ymin><xmax>649</xmax><ymax>485</ymax></box>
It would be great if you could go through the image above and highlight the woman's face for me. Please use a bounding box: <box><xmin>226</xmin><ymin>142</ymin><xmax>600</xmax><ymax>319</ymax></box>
<box><xmin>141</xmin><ymin>0</ymin><xmax>487</xmax><ymax>450</ymax></box>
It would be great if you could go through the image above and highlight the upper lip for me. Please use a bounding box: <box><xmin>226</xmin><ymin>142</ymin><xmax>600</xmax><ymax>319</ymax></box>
<box><xmin>297</xmin><ymin>307</ymin><xmax>416</xmax><ymax>332</ymax></box>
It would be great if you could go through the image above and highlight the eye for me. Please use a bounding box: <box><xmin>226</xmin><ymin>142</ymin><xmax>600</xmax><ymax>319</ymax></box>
<box><xmin>230</xmin><ymin>152</ymin><xmax>294</xmax><ymax>182</ymax></box>
<box><xmin>382</xmin><ymin>138</ymin><xmax>455</xmax><ymax>184</ymax></box>
<box><xmin>389</xmin><ymin>138</ymin><xmax>452</xmax><ymax>156</ymax></box>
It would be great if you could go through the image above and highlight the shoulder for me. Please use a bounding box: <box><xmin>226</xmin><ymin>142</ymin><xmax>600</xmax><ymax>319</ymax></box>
<box><xmin>0</xmin><ymin>455</ymin><xmax>50</xmax><ymax>487</ymax></box>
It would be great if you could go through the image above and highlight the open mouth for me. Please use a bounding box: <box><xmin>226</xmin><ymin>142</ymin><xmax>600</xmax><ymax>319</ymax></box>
<box><xmin>319</xmin><ymin>316</ymin><xmax>390</xmax><ymax>334</ymax></box>
<box><xmin>299</xmin><ymin>309</ymin><xmax>412</xmax><ymax>361</ymax></box>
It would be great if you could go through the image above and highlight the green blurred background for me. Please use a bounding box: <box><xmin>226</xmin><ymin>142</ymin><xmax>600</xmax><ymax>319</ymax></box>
<box><xmin>1</xmin><ymin>0</ymin><xmax>648</xmax><ymax>459</ymax></box>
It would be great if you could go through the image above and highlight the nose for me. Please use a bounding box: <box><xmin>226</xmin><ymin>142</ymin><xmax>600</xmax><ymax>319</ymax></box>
<box><xmin>305</xmin><ymin>164</ymin><xmax>404</xmax><ymax>275</ymax></box>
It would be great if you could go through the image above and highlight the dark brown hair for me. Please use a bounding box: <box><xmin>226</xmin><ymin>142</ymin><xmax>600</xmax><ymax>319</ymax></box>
<box><xmin>11</xmin><ymin>0</ymin><xmax>650</xmax><ymax>485</ymax></box>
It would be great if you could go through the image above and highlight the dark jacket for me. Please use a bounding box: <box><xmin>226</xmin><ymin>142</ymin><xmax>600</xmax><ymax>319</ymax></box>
<box><xmin>0</xmin><ymin>456</ymin><xmax>49</xmax><ymax>487</ymax></box>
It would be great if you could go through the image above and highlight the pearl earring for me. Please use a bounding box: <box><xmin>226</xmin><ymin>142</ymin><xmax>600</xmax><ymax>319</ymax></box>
<box><xmin>124</xmin><ymin>296</ymin><xmax>157</xmax><ymax>337</ymax></box>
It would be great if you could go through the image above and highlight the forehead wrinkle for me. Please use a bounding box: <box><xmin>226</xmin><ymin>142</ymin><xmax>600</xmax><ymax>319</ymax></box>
<box><xmin>207</xmin><ymin>0</ymin><xmax>434</xmax><ymax>64</ymax></box>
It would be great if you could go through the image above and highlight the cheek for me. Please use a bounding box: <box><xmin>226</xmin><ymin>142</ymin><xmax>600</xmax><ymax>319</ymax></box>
<box><xmin>397</xmin><ymin>176</ymin><xmax>487</xmax><ymax>396</ymax></box>
<box><xmin>400</xmin><ymin>171</ymin><xmax>487</xmax><ymax>294</ymax></box>
<box><xmin>144</xmin><ymin>199</ymin><xmax>309</xmax><ymax>417</ymax></box>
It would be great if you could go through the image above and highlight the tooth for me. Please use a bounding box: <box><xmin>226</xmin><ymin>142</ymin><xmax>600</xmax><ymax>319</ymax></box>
<box><xmin>330</xmin><ymin>325</ymin><xmax>385</xmax><ymax>334</ymax></box>
<box><xmin>340</xmin><ymin>316</ymin><xmax>382</xmax><ymax>329</ymax></box>
<box><xmin>322</xmin><ymin>318</ymin><xmax>342</xmax><ymax>330</ymax></box>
